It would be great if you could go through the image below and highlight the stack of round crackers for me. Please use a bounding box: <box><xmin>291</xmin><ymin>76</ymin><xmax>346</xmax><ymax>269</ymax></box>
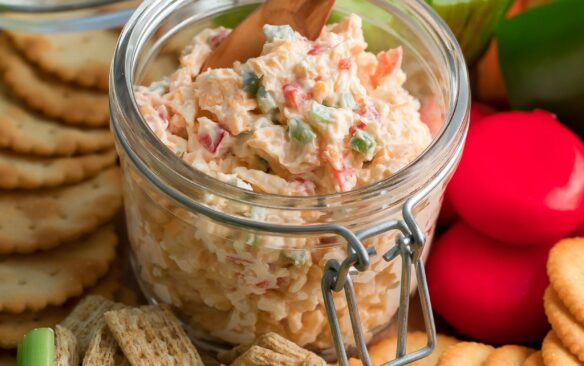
<box><xmin>0</xmin><ymin>30</ymin><xmax>123</xmax><ymax>360</ymax></box>
<box><xmin>542</xmin><ymin>238</ymin><xmax>584</xmax><ymax>365</ymax></box>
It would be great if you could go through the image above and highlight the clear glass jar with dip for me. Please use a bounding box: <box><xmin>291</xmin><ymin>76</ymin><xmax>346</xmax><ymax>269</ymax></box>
<box><xmin>109</xmin><ymin>0</ymin><xmax>469</xmax><ymax>364</ymax></box>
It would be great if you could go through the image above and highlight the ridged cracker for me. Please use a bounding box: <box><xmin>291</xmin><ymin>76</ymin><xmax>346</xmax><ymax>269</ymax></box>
<box><xmin>0</xmin><ymin>167</ymin><xmax>122</xmax><ymax>254</ymax></box>
<box><xmin>6</xmin><ymin>30</ymin><xmax>117</xmax><ymax>92</ymax></box>
<box><xmin>0</xmin><ymin>225</ymin><xmax>117</xmax><ymax>313</ymax></box>
<box><xmin>541</xmin><ymin>331</ymin><xmax>580</xmax><ymax>366</ymax></box>
<box><xmin>544</xmin><ymin>287</ymin><xmax>584</xmax><ymax>362</ymax></box>
<box><xmin>55</xmin><ymin>325</ymin><xmax>78</xmax><ymax>366</ymax></box>
<box><xmin>0</xmin><ymin>266</ymin><xmax>121</xmax><ymax>349</ymax></box>
<box><xmin>0</xmin><ymin>36</ymin><xmax>109</xmax><ymax>127</ymax></box>
<box><xmin>437</xmin><ymin>342</ymin><xmax>494</xmax><ymax>366</ymax></box>
<box><xmin>61</xmin><ymin>295</ymin><xmax>126</xmax><ymax>357</ymax></box>
<box><xmin>547</xmin><ymin>238</ymin><xmax>584</xmax><ymax>326</ymax></box>
<box><xmin>104</xmin><ymin>305</ymin><xmax>205</xmax><ymax>366</ymax></box>
<box><xmin>483</xmin><ymin>345</ymin><xmax>535</xmax><ymax>366</ymax></box>
<box><xmin>522</xmin><ymin>351</ymin><xmax>544</xmax><ymax>366</ymax></box>
<box><xmin>0</xmin><ymin>149</ymin><xmax>117</xmax><ymax>189</ymax></box>
<box><xmin>0</xmin><ymin>91</ymin><xmax>113</xmax><ymax>157</ymax></box>
<box><xmin>83</xmin><ymin>324</ymin><xmax>130</xmax><ymax>366</ymax></box>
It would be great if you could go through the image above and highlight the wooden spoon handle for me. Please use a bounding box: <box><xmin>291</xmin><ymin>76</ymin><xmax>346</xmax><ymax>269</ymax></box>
<box><xmin>202</xmin><ymin>0</ymin><xmax>335</xmax><ymax>70</ymax></box>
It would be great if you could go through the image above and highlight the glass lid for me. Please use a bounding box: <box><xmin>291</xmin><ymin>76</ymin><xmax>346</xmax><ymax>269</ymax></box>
<box><xmin>0</xmin><ymin>0</ymin><xmax>139</xmax><ymax>32</ymax></box>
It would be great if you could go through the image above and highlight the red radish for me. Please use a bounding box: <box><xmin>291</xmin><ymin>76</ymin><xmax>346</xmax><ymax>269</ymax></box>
<box><xmin>572</xmin><ymin>220</ymin><xmax>584</xmax><ymax>237</ymax></box>
<box><xmin>439</xmin><ymin>102</ymin><xmax>495</xmax><ymax>226</ymax></box>
<box><xmin>448</xmin><ymin>110</ymin><xmax>584</xmax><ymax>245</ymax></box>
<box><xmin>427</xmin><ymin>222</ymin><xmax>552</xmax><ymax>344</ymax></box>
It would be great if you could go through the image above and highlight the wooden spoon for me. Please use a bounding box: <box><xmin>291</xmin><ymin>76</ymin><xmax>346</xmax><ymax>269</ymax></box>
<box><xmin>202</xmin><ymin>0</ymin><xmax>336</xmax><ymax>70</ymax></box>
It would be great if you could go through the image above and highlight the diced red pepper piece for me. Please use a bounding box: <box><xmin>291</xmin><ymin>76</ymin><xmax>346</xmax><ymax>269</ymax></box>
<box><xmin>226</xmin><ymin>256</ymin><xmax>255</xmax><ymax>265</ymax></box>
<box><xmin>292</xmin><ymin>178</ymin><xmax>316</xmax><ymax>195</ymax></box>
<box><xmin>210</xmin><ymin>29</ymin><xmax>229</xmax><ymax>49</ymax></box>
<box><xmin>348</xmin><ymin>121</ymin><xmax>367</xmax><ymax>136</ymax></box>
<box><xmin>308</xmin><ymin>43</ymin><xmax>329</xmax><ymax>55</ymax></box>
<box><xmin>372</xmin><ymin>47</ymin><xmax>403</xmax><ymax>86</ymax></box>
<box><xmin>358</xmin><ymin>102</ymin><xmax>381</xmax><ymax>122</ymax></box>
<box><xmin>156</xmin><ymin>105</ymin><xmax>169</xmax><ymax>121</ymax></box>
<box><xmin>254</xmin><ymin>281</ymin><xmax>269</xmax><ymax>288</ymax></box>
<box><xmin>338</xmin><ymin>58</ymin><xmax>352</xmax><ymax>70</ymax></box>
<box><xmin>198</xmin><ymin>126</ymin><xmax>226</xmax><ymax>153</ymax></box>
<box><xmin>331</xmin><ymin>164</ymin><xmax>355</xmax><ymax>192</ymax></box>
<box><xmin>283</xmin><ymin>82</ymin><xmax>308</xmax><ymax>109</ymax></box>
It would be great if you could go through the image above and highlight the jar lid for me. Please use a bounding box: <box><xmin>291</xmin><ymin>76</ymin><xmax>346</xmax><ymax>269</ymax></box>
<box><xmin>0</xmin><ymin>0</ymin><xmax>138</xmax><ymax>32</ymax></box>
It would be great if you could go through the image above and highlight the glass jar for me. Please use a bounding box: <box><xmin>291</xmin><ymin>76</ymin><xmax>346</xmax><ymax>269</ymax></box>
<box><xmin>110</xmin><ymin>0</ymin><xmax>469</xmax><ymax>364</ymax></box>
<box><xmin>0</xmin><ymin>0</ymin><xmax>138</xmax><ymax>32</ymax></box>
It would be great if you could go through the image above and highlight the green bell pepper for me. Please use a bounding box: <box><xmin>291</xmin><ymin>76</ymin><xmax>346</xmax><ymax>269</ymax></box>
<box><xmin>497</xmin><ymin>0</ymin><xmax>584</xmax><ymax>135</ymax></box>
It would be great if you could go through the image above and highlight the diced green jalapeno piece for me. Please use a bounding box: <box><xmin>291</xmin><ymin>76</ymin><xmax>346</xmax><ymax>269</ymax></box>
<box><xmin>147</xmin><ymin>79</ymin><xmax>169</xmax><ymax>94</ymax></box>
<box><xmin>350</xmin><ymin>129</ymin><xmax>376</xmax><ymax>155</ymax></box>
<box><xmin>337</xmin><ymin>92</ymin><xmax>357</xmax><ymax>110</ymax></box>
<box><xmin>308</xmin><ymin>103</ymin><xmax>334</xmax><ymax>124</ymax></box>
<box><xmin>243</xmin><ymin>233</ymin><xmax>259</xmax><ymax>246</ymax></box>
<box><xmin>280</xmin><ymin>250</ymin><xmax>307</xmax><ymax>266</ymax></box>
<box><xmin>263</xmin><ymin>24</ymin><xmax>296</xmax><ymax>42</ymax></box>
<box><xmin>288</xmin><ymin>118</ymin><xmax>316</xmax><ymax>144</ymax></box>
<box><xmin>242</xmin><ymin>71</ymin><xmax>261</xmax><ymax>96</ymax></box>
<box><xmin>256</xmin><ymin>86</ymin><xmax>278</xmax><ymax>113</ymax></box>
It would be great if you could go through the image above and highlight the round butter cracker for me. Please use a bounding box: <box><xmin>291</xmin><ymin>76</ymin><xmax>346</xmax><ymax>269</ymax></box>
<box><xmin>483</xmin><ymin>345</ymin><xmax>535</xmax><ymax>366</ymax></box>
<box><xmin>0</xmin><ymin>149</ymin><xmax>117</xmax><ymax>190</ymax></box>
<box><xmin>6</xmin><ymin>30</ymin><xmax>117</xmax><ymax>92</ymax></box>
<box><xmin>0</xmin><ymin>266</ymin><xmax>120</xmax><ymax>349</ymax></box>
<box><xmin>437</xmin><ymin>342</ymin><xmax>494</xmax><ymax>366</ymax></box>
<box><xmin>0</xmin><ymin>167</ymin><xmax>122</xmax><ymax>254</ymax></box>
<box><xmin>544</xmin><ymin>287</ymin><xmax>584</xmax><ymax>362</ymax></box>
<box><xmin>333</xmin><ymin>332</ymin><xmax>459</xmax><ymax>366</ymax></box>
<box><xmin>0</xmin><ymin>92</ymin><xmax>113</xmax><ymax>157</ymax></box>
<box><xmin>0</xmin><ymin>225</ymin><xmax>118</xmax><ymax>314</ymax></box>
<box><xmin>522</xmin><ymin>351</ymin><xmax>544</xmax><ymax>366</ymax></box>
<box><xmin>542</xmin><ymin>331</ymin><xmax>581</xmax><ymax>366</ymax></box>
<box><xmin>0</xmin><ymin>36</ymin><xmax>109</xmax><ymax>127</ymax></box>
<box><xmin>547</xmin><ymin>238</ymin><xmax>584</xmax><ymax>327</ymax></box>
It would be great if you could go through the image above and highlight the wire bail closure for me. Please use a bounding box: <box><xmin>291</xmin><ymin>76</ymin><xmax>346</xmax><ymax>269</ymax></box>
<box><xmin>321</xmin><ymin>142</ymin><xmax>463</xmax><ymax>366</ymax></box>
<box><xmin>321</xmin><ymin>214</ymin><xmax>437</xmax><ymax>366</ymax></box>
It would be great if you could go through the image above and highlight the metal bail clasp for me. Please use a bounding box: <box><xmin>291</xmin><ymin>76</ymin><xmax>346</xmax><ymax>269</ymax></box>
<box><xmin>321</xmin><ymin>223</ymin><xmax>437</xmax><ymax>366</ymax></box>
<box><xmin>322</xmin><ymin>247</ymin><xmax>376</xmax><ymax>366</ymax></box>
<box><xmin>321</xmin><ymin>138</ymin><xmax>462</xmax><ymax>366</ymax></box>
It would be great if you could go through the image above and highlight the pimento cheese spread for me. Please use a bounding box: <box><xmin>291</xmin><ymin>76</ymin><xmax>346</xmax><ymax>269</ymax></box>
<box><xmin>136</xmin><ymin>14</ymin><xmax>431</xmax><ymax>196</ymax></box>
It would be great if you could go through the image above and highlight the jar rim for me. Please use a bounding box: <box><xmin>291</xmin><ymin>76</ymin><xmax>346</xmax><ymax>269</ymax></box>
<box><xmin>0</xmin><ymin>0</ymin><xmax>138</xmax><ymax>32</ymax></box>
<box><xmin>110</xmin><ymin>0</ymin><xmax>470</xmax><ymax>212</ymax></box>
